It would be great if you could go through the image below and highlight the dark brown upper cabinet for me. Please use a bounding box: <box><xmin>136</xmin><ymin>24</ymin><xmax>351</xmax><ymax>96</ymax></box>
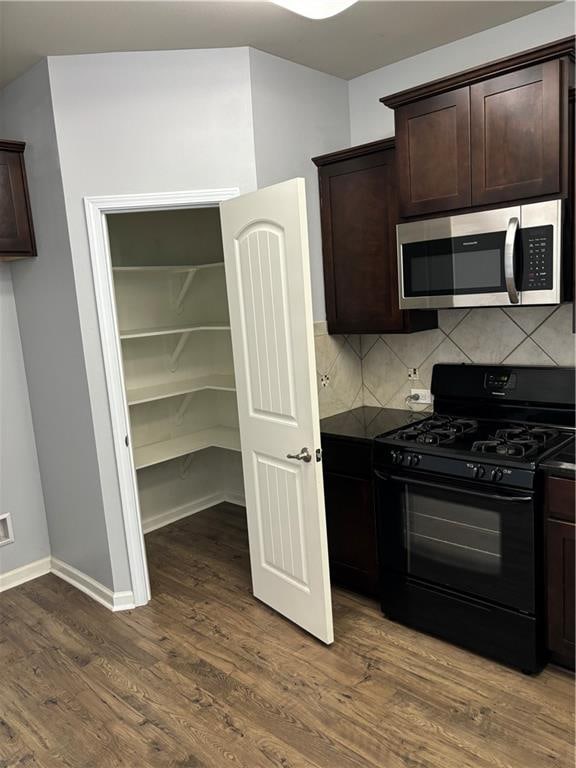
<box><xmin>395</xmin><ymin>88</ymin><xmax>471</xmax><ymax>216</ymax></box>
<box><xmin>471</xmin><ymin>61</ymin><xmax>564</xmax><ymax>206</ymax></box>
<box><xmin>382</xmin><ymin>37</ymin><xmax>575</xmax><ymax>219</ymax></box>
<box><xmin>0</xmin><ymin>140</ymin><xmax>36</xmax><ymax>260</ymax></box>
<box><xmin>313</xmin><ymin>139</ymin><xmax>437</xmax><ymax>335</ymax></box>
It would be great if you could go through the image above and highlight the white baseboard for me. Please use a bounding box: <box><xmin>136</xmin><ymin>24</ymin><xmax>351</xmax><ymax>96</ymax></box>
<box><xmin>0</xmin><ymin>493</ymin><xmax>247</xmax><ymax>606</ymax></box>
<box><xmin>223</xmin><ymin>491</ymin><xmax>246</xmax><ymax>507</ymax></box>
<box><xmin>142</xmin><ymin>492</ymin><xmax>223</xmax><ymax>534</ymax></box>
<box><xmin>0</xmin><ymin>556</ymin><xmax>51</xmax><ymax>592</ymax></box>
<box><xmin>50</xmin><ymin>557</ymin><xmax>135</xmax><ymax>612</ymax></box>
<box><xmin>142</xmin><ymin>491</ymin><xmax>246</xmax><ymax>535</ymax></box>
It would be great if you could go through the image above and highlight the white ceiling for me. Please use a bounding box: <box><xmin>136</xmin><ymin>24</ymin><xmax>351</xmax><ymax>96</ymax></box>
<box><xmin>0</xmin><ymin>0</ymin><xmax>560</xmax><ymax>89</ymax></box>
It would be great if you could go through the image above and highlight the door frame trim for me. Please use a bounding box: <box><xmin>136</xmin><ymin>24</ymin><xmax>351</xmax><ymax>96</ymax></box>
<box><xmin>83</xmin><ymin>188</ymin><xmax>240</xmax><ymax>608</ymax></box>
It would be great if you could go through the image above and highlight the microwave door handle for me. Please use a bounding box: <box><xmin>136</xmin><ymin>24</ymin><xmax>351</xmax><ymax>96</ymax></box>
<box><xmin>505</xmin><ymin>216</ymin><xmax>520</xmax><ymax>305</ymax></box>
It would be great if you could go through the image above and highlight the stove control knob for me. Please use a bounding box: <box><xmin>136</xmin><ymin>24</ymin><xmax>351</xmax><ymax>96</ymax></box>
<box><xmin>491</xmin><ymin>467</ymin><xmax>504</xmax><ymax>482</ymax></box>
<box><xmin>472</xmin><ymin>465</ymin><xmax>485</xmax><ymax>480</ymax></box>
<box><xmin>411</xmin><ymin>454</ymin><xmax>420</xmax><ymax>467</ymax></box>
<box><xmin>396</xmin><ymin>452</ymin><xmax>404</xmax><ymax>465</ymax></box>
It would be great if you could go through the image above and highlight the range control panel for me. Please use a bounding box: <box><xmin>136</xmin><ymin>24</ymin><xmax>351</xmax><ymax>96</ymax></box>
<box><xmin>484</xmin><ymin>371</ymin><xmax>517</xmax><ymax>392</ymax></box>
<box><xmin>376</xmin><ymin>447</ymin><xmax>534</xmax><ymax>490</ymax></box>
<box><xmin>521</xmin><ymin>225</ymin><xmax>553</xmax><ymax>291</ymax></box>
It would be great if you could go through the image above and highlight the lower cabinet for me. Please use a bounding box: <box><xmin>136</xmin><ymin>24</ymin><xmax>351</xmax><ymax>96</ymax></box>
<box><xmin>322</xmin><ymin>437</ymin><xmax>379</xmax><ymax>597</ymax></box>
<box><xmin>545</xmin><ymin>475</ymin><xmax>575</xmax><ymax>670</ymax></box>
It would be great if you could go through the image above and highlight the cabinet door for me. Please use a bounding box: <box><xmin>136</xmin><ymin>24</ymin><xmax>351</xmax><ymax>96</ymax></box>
<box><xmin>318</xmin><ymin>148</ymin><xmax>405</xmax><ymax>334</ymax></box>
<box><xmin>0</xmin><ymin>148</ymin><xmax>35</xmax><ymax>258</ymax></box>
<box><xmin>547</xmin><ymin>518</ymin><xmax>575</xmax><ymax>670</ymax></box>
<box><xmin>324</xmin><ymin>471</ymin><xmax>379</xmax><ymax>596</ymax></box>
<box><xmin>471</xmin><ymin>60</ymin><xmax>564</xmax><ymax>206</ymax></box>
<box><xmin>396</xmin><ymin>88</ymin><xmax>471</xmax><ymax>217</ymax></box>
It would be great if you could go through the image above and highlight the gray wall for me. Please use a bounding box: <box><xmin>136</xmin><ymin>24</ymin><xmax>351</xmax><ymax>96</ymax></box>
<box><xmin>248</xmin><ymin>49</ymin><xmax>350</xmax><ymax>320</ymax></box>
<box><xmin>1</xmin><ymin>60</ymin><xmax>115</xmax><ymax>586</ymax></box>
<box><xmin>45</xmin><ymin>48</ymin><xmax>259</xmax><ymax>591</ymax></box>
<box><xmin>349</xmin><ymin>2</ymin><xmax>575</xmax><ymax>144</ymax></box>
<box><xmin>0</xmin><ymin>264</ymin><xmax>49</xmax><ymax>573</ymax></box>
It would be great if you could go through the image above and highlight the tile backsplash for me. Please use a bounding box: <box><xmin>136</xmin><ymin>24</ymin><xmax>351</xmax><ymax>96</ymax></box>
<box><xmin>315</xmin><ymin>305</ymin><xmax>575</xmax><ymax>419</ymax></box>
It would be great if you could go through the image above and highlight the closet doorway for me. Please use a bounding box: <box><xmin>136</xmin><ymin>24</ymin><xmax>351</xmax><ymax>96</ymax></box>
<box><xmin>85</xmin><ymin>182</ymin><xmax>333</xmax><ymax>643</ymax></box>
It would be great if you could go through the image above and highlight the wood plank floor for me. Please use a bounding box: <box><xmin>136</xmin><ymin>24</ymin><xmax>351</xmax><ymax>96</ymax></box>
<box><xmin>1</xmin><ymin>503</ymin><xmax>573</xmax><ymax>768</ymax></box>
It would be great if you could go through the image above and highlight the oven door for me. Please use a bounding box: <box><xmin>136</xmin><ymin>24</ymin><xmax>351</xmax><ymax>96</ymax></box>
<box><xmin>375</xmin><ymin>470</ymin><xmax>536</xmax><ymax>613</ymax></box>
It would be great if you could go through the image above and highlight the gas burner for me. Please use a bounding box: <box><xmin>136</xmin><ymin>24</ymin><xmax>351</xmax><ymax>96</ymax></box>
<box><xmin>526</xmin><ymin>427</ymin><xmax>559</xmax><ymax>444</ymax></box>
<box><xmin>496</xmin><ymin>442</ymin><xmax>535</xmax><ymax>458</ymax></box>
<box><xmin>417</xmin><ymin>429</ymin><xmax>455</xmax><ymax>446</ymax></box>
<box><xmin>394</xmin><ymin>428</ymin><xmax>423</xmax><ymax>443</ymax></box>
<box><xmin>472</xmin><ymin>438</ymin><xmax>538</xmax><ymax>458</ymax></box>
<box><xmin>495</xmin><ymin>428</ymin><xmax>527</xmax><ymax>442</ymax></box>
<box><xmin>472</xmin><ymin>439</ymin><xmax>502</xmax><ymax>455</ymax></box>
<box><xmin>423</xmin><ymin>418</ymin><xmax>450</xmax><ymax>430</ymax></box>
<box><xmin>492</xmin><ymin>425</ymin><xmax>560</xmax><ymax>452</ymax></box>
<box><xmin>443</xmin><ymin>418</ymin><xmax>478</xmax><ymax>435</ymax></box>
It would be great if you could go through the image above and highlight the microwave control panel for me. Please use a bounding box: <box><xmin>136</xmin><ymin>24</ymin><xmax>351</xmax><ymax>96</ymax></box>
<box><xmin>520</xmin><ymin>225</ymin><xmax>553</xmax><ymax>291</ymax></box>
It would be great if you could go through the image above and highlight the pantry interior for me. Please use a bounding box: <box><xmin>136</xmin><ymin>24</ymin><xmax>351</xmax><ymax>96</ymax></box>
<box><xmin>108</xmin><ymin>206</ymin><xmax>245</xmax><ymax>542</ymax></box>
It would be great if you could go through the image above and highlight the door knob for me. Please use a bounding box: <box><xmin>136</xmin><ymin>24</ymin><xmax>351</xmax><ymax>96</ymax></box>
<box><xmin>286</xmin><ymin>447</ymin><xmax>312</xmax><ymax>463</ymax></box>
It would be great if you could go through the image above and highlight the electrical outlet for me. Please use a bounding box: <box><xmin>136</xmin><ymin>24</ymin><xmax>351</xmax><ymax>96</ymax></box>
<box><xmin>320</xmin><ymin>374</ymin><xmax>330</xmax><ymax>388</ymax></box>
<box><xmin>407</xmin><ymin>367</ymin><xmax>420</xmax><ymax>380</ymax></box>
<box><xmin>410</xmin><ymin>388</ymin><xmax>432</xmax><ymax>404</ymax></box>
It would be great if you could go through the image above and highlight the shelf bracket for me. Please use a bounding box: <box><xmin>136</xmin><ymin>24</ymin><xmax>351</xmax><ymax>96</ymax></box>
<box><xmin>169</xmin><ymin>331</ymin><xmax>191</xmax><ymax>372</ymax></box>
<box><xmin>175</xmin><ymin>392</ymin><xmax>195</xmax><ymax>424</ymax></box>
<box><xmin>180</xmin><ymin>452</ymin><xmax>195</xmax><ymax>478</ymax></box>
<box><xmin>174</xmin><ymin>269</ymin><xmax>197</xmax><ymax>314</ymax></box>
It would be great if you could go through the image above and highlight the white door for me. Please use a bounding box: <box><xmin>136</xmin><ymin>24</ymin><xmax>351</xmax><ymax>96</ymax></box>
<box><xmin>220</xmin><ymin>178</ymin><xmax>333</xmax><ymax>644</ymax></box>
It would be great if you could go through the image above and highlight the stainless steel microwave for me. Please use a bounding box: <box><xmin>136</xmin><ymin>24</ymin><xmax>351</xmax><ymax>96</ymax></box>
<box><xmin>397</xmin><ymin>200</ymin><xmax>563</xmax><ymax>309</ymax></box>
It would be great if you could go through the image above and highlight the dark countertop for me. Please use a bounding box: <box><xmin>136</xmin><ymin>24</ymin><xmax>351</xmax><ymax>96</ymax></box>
<box><xmin>541</xmin><ymin>436</ymin><xmax>576</xmax><ymax>479</ymax></box>
<box><xmin>320</xmin><ymin>406</ymin><xmax>427</xmax><ymax>442</ymax></box>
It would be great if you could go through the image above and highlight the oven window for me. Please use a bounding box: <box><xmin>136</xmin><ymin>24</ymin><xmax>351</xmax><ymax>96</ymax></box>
<box><xmin>405</xmin><ymin>489</ymin><xmax>502</xmax><ymax>577</ymax></box>
<box><xmin>403</xmin><ymin>231</ymin><xmax>506</xmax><ymax>297</ymax></box>
<box><xmin>394</xmin><ymin>480</ymin><xmax>535</xmax><ymax>611</ymax></box>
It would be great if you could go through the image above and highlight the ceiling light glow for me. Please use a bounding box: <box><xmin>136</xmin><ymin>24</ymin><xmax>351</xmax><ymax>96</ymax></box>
<box><xmin>270</xmin><ymin>1</ymin><xmax>359</xmax><ymax>20</ymax></box>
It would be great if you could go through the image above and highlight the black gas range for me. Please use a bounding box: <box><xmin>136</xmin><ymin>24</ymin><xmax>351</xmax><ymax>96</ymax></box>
<box><xmin>373</xmin><ymin>363</ymin><xmax>575</xmax><ymax>673</ymax></box>
<box><xmin>375</xmin><ymin>414</ymin><xmax>570</xmax><ymax>490</ymax></box>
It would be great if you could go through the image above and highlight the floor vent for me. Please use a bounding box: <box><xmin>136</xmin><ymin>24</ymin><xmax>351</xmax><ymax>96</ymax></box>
<box><xmin>0</xmin><ymin>514</ymin><xmax>14</xmax><ymax>546</ymax></box>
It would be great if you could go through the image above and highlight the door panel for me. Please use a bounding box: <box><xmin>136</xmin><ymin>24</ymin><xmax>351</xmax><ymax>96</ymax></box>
<box><xmin>396</xmin><ymin>88</ymin><xmax>471</xmax><ymax>216</ymax></box>
<box><xmin>547</xmin><ymin>518</ymin><xmax>575</xmax><ymax>669</ymax></box>
<box><xmin>319</xmin><ymin>150</ymin><xmax>403</xmax><ymax>332</ymax></box>
<box><xmin>471</xmin><ymin>61</ymin><xmax>564</xmax><ymax>205</ymax></box>
<box><xmin>255</xmin><ymin>453</ymin><xmax>307</xmax><ymax>587</ymax></box>
<box><xmin>236</xmin><ymin>225</ymin><xmax>296</xmax><ymax>421</ymax></box>
<box><xmin>220</xmin><ymin>178</ymin><xmax>333</xmax><ymax>644</ymax></box>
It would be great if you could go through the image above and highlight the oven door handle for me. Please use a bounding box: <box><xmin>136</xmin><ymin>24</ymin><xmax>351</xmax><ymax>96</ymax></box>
<box><xmin>505</xmin><ymin>216</ymin><xmax>520</xmax><ymax>305</ymax></box>
<box><xmin>374</xmin><ymin>470</ymin><xmax>532</xmax><ymax>503</ymax></box>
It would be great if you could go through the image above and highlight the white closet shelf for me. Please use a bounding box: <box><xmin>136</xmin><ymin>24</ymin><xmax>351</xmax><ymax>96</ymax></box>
<box><xmin>134</xmin><ymin>427</ymin><xmax>241</xmax><ymax>470</ymax></box>
<box><xmin>113</xmin><ymin>263</ymin><xmax>224</xmax><ymax>273</ymax></box>
<box><xmin>127</xmin><ymin>374</ymin><xmax>236</xmax><ymax>405</ymax></box>
<box><xmin>119</xmin><ymin>323</ymin><xmax>230</xmax><ymax>340</ymax></box>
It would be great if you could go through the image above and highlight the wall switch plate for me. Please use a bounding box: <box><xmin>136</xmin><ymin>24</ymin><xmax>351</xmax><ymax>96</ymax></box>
<box><xmin>407</xmin><ymin>367</ymin><xmax>419</xmax><ymax>380</ymax></box>
<box><xmin>410</xmin><ymin>388</ymin><xmax>432</xmax><ymax>404</ymax></box>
